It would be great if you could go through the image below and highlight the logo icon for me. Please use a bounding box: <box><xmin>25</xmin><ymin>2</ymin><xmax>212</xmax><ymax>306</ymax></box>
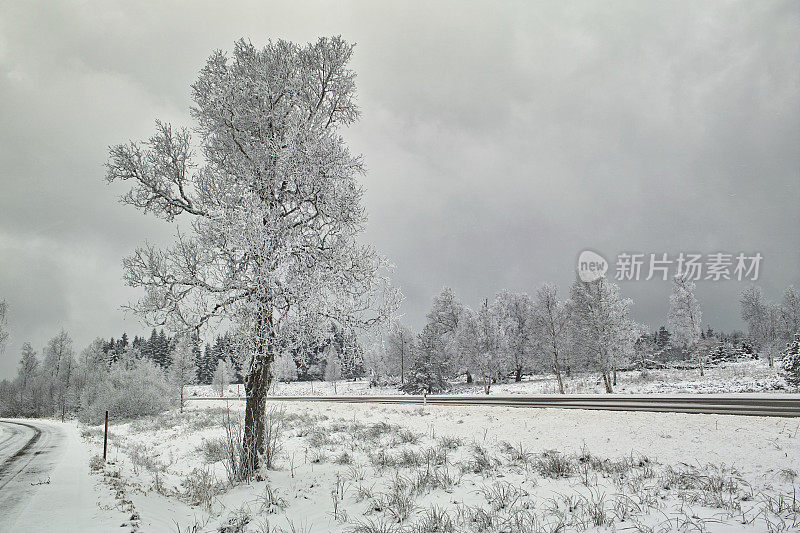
<box><xmin>577</xmin><ymin>250</ymin><xmax>608</xmax><ymax>282</ymax></box>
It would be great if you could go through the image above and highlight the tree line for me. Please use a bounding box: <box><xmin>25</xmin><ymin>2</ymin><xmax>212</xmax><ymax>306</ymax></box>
<box><xmin>363</xmin><ymin>280</ymin><xmax>800</xmax><ymax>394</ymax></box>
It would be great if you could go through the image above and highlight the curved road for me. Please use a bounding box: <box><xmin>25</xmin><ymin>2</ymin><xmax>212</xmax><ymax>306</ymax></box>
<box><xmin>0</xmin><ymin>420</ymin><xmax>65</xmax><ymax>530</ymax></box>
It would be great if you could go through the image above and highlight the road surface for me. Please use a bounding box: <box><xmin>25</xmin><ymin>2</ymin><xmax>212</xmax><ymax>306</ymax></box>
<box><xmin>0</xmin><ymin>419</ymin><xmax>65</xmax><ymax>530</ymax></box>
<box><xmin>0</xmin><ymin>419</ymin><xmax>127</xmax><ymax>532</ymax></box>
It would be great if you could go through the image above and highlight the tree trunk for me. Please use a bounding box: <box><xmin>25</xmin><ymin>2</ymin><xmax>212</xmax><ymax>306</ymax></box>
<box><xmin>514</xmin><ymin>366</ymin><xmax>522</xmax><ymax>382</ymax></box>
<box><xmin>612</xmin><ymin>367</ymin><xmax>617</xmax><ymax>386</ymax></box>
<box><xmin>241</xmin><ymin>304</ymin><xmax>275</xmax><ymax>478</ymax></box>
<box><xmin>484</xmin><ymin>377</ymin><xmax>491</xmax><ymax>395</ymax></box>
<box><xmin>553</xmin><ymin>361</ymin><xmax>565</xmax><ymax>394</ymax></box>
<box><xmin>400</xmin><ymin>350</ymin><xmax>404</xmax><ymax>385</ymax></box>
<box><xmin>466</xmin><ymin>371</ymin><xmax>473</xmax><ymax>384</ymax></box>
<box><xmin>602</xmin><ymin>370</ymin><xmax>613</xmax><ymax>393</ymax></box>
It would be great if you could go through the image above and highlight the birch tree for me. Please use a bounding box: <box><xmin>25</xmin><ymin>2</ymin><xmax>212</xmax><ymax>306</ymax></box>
<box><xmin>567</xmin><ymin>277</ymin><xmax>634</xmax><ymax>393</ymax></box>
<box><xmin>385</xmin><ymin>320</ymin><xmax>414</xmax><ymax>384</ymax></box>
<box><xmin>456</xmin><ymin>301</ymin><xmax>506</xmax><ymax>394</ymax></box>
<box><xmin>42</xmin><ymin>330</ymin><xmax>75</xmax><ymax>417</ymax></box>
<box><xmin>668</xmin><ymin>275</ymin><xmax>704</xmax><ymax>374</ymax></box>
<box><xmin>169</xmin><ymin>336</ymin><xmax>197</xmax><ymax>411</ymax></box>
<box><xmin>106</xmin><ymin>37</ymin><xmax>398</xmax><ymax>475</ymax></box>
<box><xmin>531</xmin><ymin>284</ymin><xmax>569</xmax><ymax>393</ymax></box>
<box><xmin>212</xmin><ymin>358</ymin><xmax>235</xmax><ymax>396</ymax></box>
<box><xmin>740</xmin><ymin>286</ymin><xmax>782</xmax><ymax>367</ymax></box>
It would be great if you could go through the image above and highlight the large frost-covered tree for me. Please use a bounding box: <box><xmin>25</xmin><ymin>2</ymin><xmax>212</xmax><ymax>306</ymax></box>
<box><xmin>668</xmin><ymin>275</ymin><xmax>704</xmax><ymax>375</ymax></box>
<box><xmin>105</xmin><ymin>37</ymin><xmax>398</xmax><ymax>475</ymax></box>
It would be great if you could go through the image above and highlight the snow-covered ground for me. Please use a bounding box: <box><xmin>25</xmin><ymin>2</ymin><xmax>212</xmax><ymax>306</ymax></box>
<box><xmin>81</xmin><ymin>399</ymin><xmax>800</xmax><ymax>532</ymax></box>
<box><xmin>188</xmin><ymin>359</ymin><xmax>788</xmax><ymax>398</ymax></box>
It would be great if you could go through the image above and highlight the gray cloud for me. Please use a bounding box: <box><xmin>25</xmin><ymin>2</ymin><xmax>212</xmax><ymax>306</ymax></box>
<box><xmin>0</xmin><ymin>1</ymin><xmax>798</xmax><ymax>378</ymax></box>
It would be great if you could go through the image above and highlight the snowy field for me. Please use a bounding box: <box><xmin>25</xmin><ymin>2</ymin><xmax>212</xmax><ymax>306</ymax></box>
<box><xmin>80</xmin><ymin>398</ymin><xmax>800</xmax><ymax>532</ymax></box>
<box><xmin>188</xmin><ymin>359</ymin><xmax>788</xmax><ymax>399</ymax></box>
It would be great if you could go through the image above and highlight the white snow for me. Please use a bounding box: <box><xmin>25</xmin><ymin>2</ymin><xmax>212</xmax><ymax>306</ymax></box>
<box><xmin>80</xmin><ymin>398</ymin><xmax>800</xmax><ymax>532</ymax></box>
<box><xmin>10</xmin><ymin>420</ymin><xmax>129</xmax><ymax>532</ymax></box>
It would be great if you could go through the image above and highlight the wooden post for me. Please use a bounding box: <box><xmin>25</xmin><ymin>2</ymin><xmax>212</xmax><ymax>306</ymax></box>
<box><xmin>103</xmin><ymin>410</ymin><xmax>109</xmax><ymax>462</ymax></box>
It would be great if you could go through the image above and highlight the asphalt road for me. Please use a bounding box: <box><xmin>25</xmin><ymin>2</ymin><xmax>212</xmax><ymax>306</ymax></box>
<box><xmin>188</xmin><ymin>393</ymin><xmax>800</xmax><ymax>417</ymax></box>
<box><xmin>0</xmin><ymin>419</ymin><xmax>65</xmax><ymax>530</ymax></box>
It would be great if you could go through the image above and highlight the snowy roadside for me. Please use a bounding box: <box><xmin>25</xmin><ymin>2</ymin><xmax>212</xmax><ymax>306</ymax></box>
<box><xmin>8</xmin><ymin>419</ymin><xmax>130</xmax><ymax>532</ymax></box>
<box><xmin>79</xmin><ymin>400</ymin><xmax>800</xmax><ymax>532</ymax></box>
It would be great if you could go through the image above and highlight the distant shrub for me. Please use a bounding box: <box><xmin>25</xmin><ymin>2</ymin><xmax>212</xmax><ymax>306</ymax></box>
<box><xmin>79</xmin><ymin>358</ymin><xmax>172</xmax><ymax>424</ymax></box>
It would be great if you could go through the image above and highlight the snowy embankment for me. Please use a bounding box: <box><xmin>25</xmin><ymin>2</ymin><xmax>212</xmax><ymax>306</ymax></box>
<box><xmin>187</xmin><ymin>359</ymin><xmax>788</xmax><ymax>399</ymax></box>
<box><xmin>81</xmin><ymin>399</ymin><xmax>800</xmax><ymax>532</ymax></box>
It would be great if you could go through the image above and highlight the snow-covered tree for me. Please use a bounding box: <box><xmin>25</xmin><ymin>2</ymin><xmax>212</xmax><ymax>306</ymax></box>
<box><xmin>105</xmin><ymin>37</ymin><xmax>399</xmax><ymax>474</ymax></box>
<box><xmin>14</xmin><ymin>342</ymin><xmax>42</xmax><ymax>416</ymax></box>
<box><xmin>456</xmin><ymin>301</ymin><xmax>506</xmax><ymax>394</ymax></box>
<box><xmin>780</xmin><ymin>334</ymin><xmax>800</xmax><ymax>390</ymax></box>
<box><xmin>668</xmin><ymin>275</ymin><xmax>704</xmax><ymax>374</ymax></box>
<box><xmin>338</xmin><ymin>328</ymin><xmax>365</xmax><ymax>380</ymax></box>
<box><xmin>71</xmin><ymin>338</ymin><xmax>108</xmax><ymax>412</ymax></box>
<box><xmin>0</xmin><ymin>300</ymin><xmax>8</xmax><ymax>354</ymax></box>
<box><xmin>42</xmin><ymin>330</ymin><xmax>75</xmax><ymax>418</ymax></box>
<box><xmin>169</xmin><ymin>336</ymin><xmax>198</xmax><ymax>411</ymax></box>
<box><xmin>212</xmin><ymin>358</ymin><xmax>235</xmax><ymax>396</ymax></box>
<box><xmin>568</xmin><ymin>277</ymin><xmax>635</xmax><ymax>393</ymax></box>
<box><xmin>362</xmin><ymin>336</ymin><xmax>389</xmax><ymax>386</ymax></box>
<box><xmin>401</xmin><ymin>288</ymin><xmax>467</xmax><ymax>394</ymax></box>
<box><xmin>494</xmin><ymin>291</ymin><xmax>535</xmax><ymax>382</ymax></box>
<box><xmin>274</xmin><ymin>352</ymin><xmax>298</xmax><ymax>382</ymax></box>
<box><xmin>780</xmin><ymin>286</ymin><xmax>800</xmax><ymax>340</ymax></box>
<box><xmin>531</xmin><ymin>284</ymin><xmax>570</xmax><ymax>393</ymax></box>
<box><xmin>385</xmin><ymin>320</ymin><xmax>414</xmax><ymax>384</ymax></box>
<box><xmin>423</xmin><ymin>288</ymin><xmax>465</xmax><ymax>379</ymax></box>
<box><xmin>17</xmin><ymin>342</ymin><xmax>39</xmax><ymax>391</ymax></box>
<box><xmin>323</xmin><ymin>344</ymin><xmax>342</xmax><ymax>393</ymax></box>
<box><xmin>404</xmin><ymin>326</ymin><xmax>446</xmax><ymax>394</ymax></box>
<box><xmin>740</xmin><ymin>286</ymin><xmax>782</xmax><ymax>367</ymax></box>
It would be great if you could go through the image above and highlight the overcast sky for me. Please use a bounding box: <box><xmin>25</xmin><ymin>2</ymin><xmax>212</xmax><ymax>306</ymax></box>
<box><xmin>1</xmin><ymin>1</ymin><xmax>798</xmax><ymax>378</ymax></box>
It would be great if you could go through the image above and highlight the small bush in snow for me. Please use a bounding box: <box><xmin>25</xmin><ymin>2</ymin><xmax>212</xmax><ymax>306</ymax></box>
<box><xmin>89</xmin><ymin>454</ymin><xmax>104</xmax><ymax>472</ymax></box>
<box><xmin>181</xmin><ymin>467</ymin><xmax>224</xmax><ymax>509</ymax></box>
<box><xmin>199</xmin><ymin>437</ymin><xmax>228</xmax><ymax>464</ymax></box>
<box><xmin>534</xmin><ymin>450</ymin><xmax>575</xmax><ymax>478</ymax></box>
